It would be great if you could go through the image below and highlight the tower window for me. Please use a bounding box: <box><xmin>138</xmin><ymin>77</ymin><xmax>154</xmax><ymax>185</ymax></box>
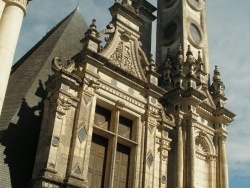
<box><xmin>191</xmin><ymin>0</ymin><xmax>199</xmax><ymax>5</ymax></box>
<box><xmin>189</xmin><ymin>23</ymin><xmax>201</xmax><ymax>43</ymax></box>
<box><xmin>164</xmin><ymin>22</ymin><xmax>177</xmax><ymax>39</ymax></box>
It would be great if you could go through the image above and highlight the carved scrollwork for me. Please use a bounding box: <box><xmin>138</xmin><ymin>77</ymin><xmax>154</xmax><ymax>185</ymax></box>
<box><xmin>149</xmin><ymin>109</ymin><xmax>160</xmax><ymax>119</ymax></box>
<box><xmin>146</xmin><ymin>54</ymin><xmax>156</xmax><ymax>72</ymax></box>
<box><xmin>195</xmin><ymin>136</ymin><xmax>210</xmax><ymax>154</ymax></box>
<box><xmin>49</xmin><ymin>93</ymin><xmax>72</xmax><ymax>114</ymax></box>
<box><xmin>98</xmin><ymin>23</ymin><xmax>116</xmax><ymax>42</ymax></box>
<box><xmin>83</xmin><ymin>76</ymin><xmax>100</xmax><ymax>93</ymax></box>
<box><xmin>109</xmin><ymin>41</ymin><xmax>136</xmax><ymax>75</ymax></box>
<box><xmin>52</xmin><ymin>57</ymin><xmax>75</xmax><ymax>73</ymax></box>
<box><xmin>57</xmin><ymin>94</ymin><xmax>72</xmax><ymax>114</ymax></box>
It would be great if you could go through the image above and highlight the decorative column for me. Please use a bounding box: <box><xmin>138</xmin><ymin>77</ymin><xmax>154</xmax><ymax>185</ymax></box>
<box><xmin>219</xmin><ymin>134</ymin><xmax>229</xmax><ymax>188</ymax></box>
<box><xmin>0</xmin><ymin>0</ymin><xmax>5</xmax><ymax>18</ymax></box>
<box><xmin>187</xmin><ymin>117</ymin><xmax>196</xmax><ymax>188</ymax></box>
<box><xmin>108</xmin><ymin>108</ymin><xmax>120</xmax><ymax>188</ymax></box>
<box><xmin>175</xmin><ymin>114</ymin><xmax>184</xmax><ymax>188</ymax></box>
<box><xmin>64</xmin><ymin>90</ymin><xmax>97</xmax><ymax>188</ymax></box>
<box><xmin>0</xmin><ymin>0</ymin><xmax>28</xmax><ymax>116</ymax></box>
<box><xmin>208</xmin><ymin>155</ymin><xmax>216</xmax><ymax>188</ymax></box>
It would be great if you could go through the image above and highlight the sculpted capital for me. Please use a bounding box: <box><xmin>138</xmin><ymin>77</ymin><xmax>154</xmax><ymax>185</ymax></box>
<box><xmin>4</xmin><ymin>0</ymin><xmax>29</xmax><ymax>13</ymax></box>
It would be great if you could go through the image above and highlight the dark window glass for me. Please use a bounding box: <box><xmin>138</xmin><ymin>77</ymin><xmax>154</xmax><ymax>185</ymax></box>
<box><xmin>189</xmin><ymin>23</ymin><xmax>201</xmax><ymax>43</ymax></box>
<box><xmin>94</xmin><ymin>105</ymin><xmax>111</xmax><ymax>130</ymax></box>
<box><xmin>164</xmin><ymin>22</ymin><xmax>177</xmax><ymax>39</ymax></box>
<box><xmin>119</xmin><ymin>116</ymin><xmax>133</xmax><ymax>139</ymax></box>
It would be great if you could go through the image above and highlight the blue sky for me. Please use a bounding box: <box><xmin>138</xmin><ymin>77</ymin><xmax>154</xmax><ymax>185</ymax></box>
<box><xmin>14</xmin><ymin>0</ymin><xmax>250</xmax><ymax>187</ymax></box>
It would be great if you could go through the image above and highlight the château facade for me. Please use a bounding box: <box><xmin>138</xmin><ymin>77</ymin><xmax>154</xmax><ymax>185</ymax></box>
<box><xmin>0</xmin><ymin>0</ymin><xmax>235</xmax><ymax>188</ymax></box>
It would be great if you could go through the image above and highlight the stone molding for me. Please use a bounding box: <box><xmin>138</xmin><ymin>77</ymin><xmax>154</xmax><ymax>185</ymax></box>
<box><xmin>4</xmin><ymin>0</ymin><xmax>28</xmax><ymax>13</ymax></box>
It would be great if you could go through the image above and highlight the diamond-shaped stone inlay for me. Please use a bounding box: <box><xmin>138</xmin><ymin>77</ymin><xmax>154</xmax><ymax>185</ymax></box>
<box><xmin>162</xmin><ymin>175</ymin><xmax>167</xmax><ymax>184</ymax></box>
<box><xmin>52</xmin><ymin>137</ymin><xmax>60</xmax><ymax>147</ymax></box>
<box><xmin>74</xmin><ymin>166</ymin><xmax>81</xmax><ymax>175</ymax></box>
<box><xmin>61</xmin><ymin>83</ymin><xmax>69</xmax><ymax>91</ymax></box>
<box><xmin>111</xmin><ymin>78</ymin><xmax>117</xmax><ymax>86</ymax></box>
<box><xmin>78</xmin><ymin>127</ymin><xmax>87</xmax><ymax>143</ymax></box>
<box><xmin>84</xmin><ymin>95</ymin><xmax>91</xmax><ymax>104</ymax></box>
<box><xmin>147</xmin><ymin>152</ymin><xmax>154</xmax><ymax>168</ymax></box>
<box><xmin>128</xmin><ymin>87</ymin><xmax>134</xmax><ymax>95</ymax></box>
<box><xmin>163</xmin><ymin>130</ymin><xmax>169</xmax><ymax>137</ymax></box>
<box><xmin>149</xmin><ymin>124</ymin><xmax>154</xmax><ymax>133</ymax></box>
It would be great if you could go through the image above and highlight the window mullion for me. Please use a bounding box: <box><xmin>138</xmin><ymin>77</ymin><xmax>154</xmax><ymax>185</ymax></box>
<box><xmin>105</xmin><ymin>109</ymin><xmax>120</xmax><ymax>188</ymax></box>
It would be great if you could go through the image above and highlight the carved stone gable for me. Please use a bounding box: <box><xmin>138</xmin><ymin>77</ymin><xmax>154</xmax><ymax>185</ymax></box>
<box><xmin>109</xmin><ymin>41</ymin><xmax>135</xmax><ymax>75</ymax></box>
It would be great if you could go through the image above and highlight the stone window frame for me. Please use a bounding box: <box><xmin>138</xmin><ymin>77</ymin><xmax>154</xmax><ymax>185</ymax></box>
<box><xmin>187</xmin><ymin>0</ymin><xmax>204</xmax><ymax>12</ymax></box>
<box><xmin>187</xmin><ymin>18</ymin><xmax>204</xmax><ymax>48</ymax></box>
<box><xmin>90</xmin><ymin>102</ymin><xmax>139</xmax><ymax>188</ymax></box>
<box><xmin>161</xmin><ymin>16</ymin><xmax>181</xmax><ymax>46</ymax></box>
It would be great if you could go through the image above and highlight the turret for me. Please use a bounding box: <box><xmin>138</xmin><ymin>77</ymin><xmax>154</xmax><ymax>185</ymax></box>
<box><xmin>211</xmin><ymin>65</ymin><xmax>226</xmax><ymax>108</ymax></box>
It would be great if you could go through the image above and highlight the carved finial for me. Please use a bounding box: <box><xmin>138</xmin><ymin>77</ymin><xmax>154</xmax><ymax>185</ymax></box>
<box><xmin>176</xmin><ymin>44</ymin><xmax>183</xmax><ymax>62</ymax></box>
<box><xmin>150</xmin><ymin>54</ymin><xmax>155</xmax><ymax>65</ymax></box>
<box><xmin>85</xmin><ymin>19</ymin><xmax>98</xmax><ymax>37</ymax></box>
<box><xmin>186</xmin><ymin>45</ymin><xmax>194</xmax><ymax>63</ymax></box>
<box><xmin>211</xmin><ymin>65</ymin><xmax>225</xmax><ymax>97</ymax></box>
<box><xmin>198</xmin><ymin>51</ymin><xmax>202</xmax><ymax>62</ymax></box>
<box><xmin>213</xmin><ymin>65</ymin><xmax>220</xmax><ymax>80</ymax></box>
<box><xmin>166</xmin><ymin>48</ymin><xmax>171</xmax><ymax>58</ymax></box>
<box><xmin>91</xmin><ymin>19</ymin><xmax>96</xmax><ymax>29</ymax></box>
<box><xmin>115</xmin><ymin>0</ymin><xmax>119</xmax><ymax>3</ymax></box>
<box><xmin>149</xmin><ymin>54</ymin><xmax>156</xmax><ymax>71</ymax></box>
<box><xmin>186</xmin><ymin>45</ymin><xmax>193</xmax><ymax>56</ymax></box>
<box><xmin>76</xmin><ymin>1</ymin><xmax>80</xmax><ymax>10</ymax></box>
<box><xmin>164</xmin><ymin>48</ymin><xmax>172</xmax><ymax>68</ymax></box>
<box><xmin>177</xmin><ymin>44</ymin><xmax>182</xmax><ymax>55</ymax></box>
<box><xmin>197</xmin><ymin>51</ymin><xmax>204</xmax><ymax>71</ymax></box>
<box><xmin>122</xmin><ymin>0</ymin><xmax>132</xmax><ymax>5</ymax></box>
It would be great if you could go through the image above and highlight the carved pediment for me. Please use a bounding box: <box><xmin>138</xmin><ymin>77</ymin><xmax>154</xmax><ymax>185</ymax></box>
<box><xmin>100</xmin><ymin>28</ymin><xmax>148</xmax><ymax>81</ymax></box>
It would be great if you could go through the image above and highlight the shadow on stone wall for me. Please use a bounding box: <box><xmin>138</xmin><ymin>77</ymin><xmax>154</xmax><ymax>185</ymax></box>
<box><xmin>0</xmin><ymin>80</ymin><xmax>46</xmax><ymax>187</ymax></box>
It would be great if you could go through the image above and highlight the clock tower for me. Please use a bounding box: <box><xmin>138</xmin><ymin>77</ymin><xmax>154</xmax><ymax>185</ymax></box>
<box><xmin>156</xmin><ymin>0</ymin><xmax>209</xmax><ymax>74</ymax></box>
<box><xmin>156</xmin><ymin>0</ymin><xmax>235</xmax><ymax>188</ymax></box>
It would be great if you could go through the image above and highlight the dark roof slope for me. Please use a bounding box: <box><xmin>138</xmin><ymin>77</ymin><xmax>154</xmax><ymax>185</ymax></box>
<box><xmin>0</xmin><ymin>8</ymin><xmax>88</xmax><ymax>130</ymax></box>
<box><xmin>0</xmin><ymin>9</ymin><xmax>88</xmax><ymax>187</ymax></box>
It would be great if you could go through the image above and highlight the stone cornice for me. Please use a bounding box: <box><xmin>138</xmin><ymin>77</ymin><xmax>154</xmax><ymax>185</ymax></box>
<box><xmin>109</xmin><ymin>2</ymin><xmax>146</xmax><ymax>29</ymax></box>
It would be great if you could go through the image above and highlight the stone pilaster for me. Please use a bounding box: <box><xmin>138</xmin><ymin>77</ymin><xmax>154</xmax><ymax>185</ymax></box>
<box><xmin>0</xmin><ymin>0</ymin><xmax>28</xmax><ymax>116</ymax></box>
<box><xmin>176</xmin><ymin>116</ymin><xmax>184</xmax><ymax>188</ymax></box>
<box><xmin>219</xmin><ymin>135</ymin><xmax>228</xmax><ymax>188</ymax></box>
<box><xmin>32</xmin><ymin>90</ymin><xmax>79</xmax><ymax>187</ymax></box>
<box><xmin>106</xmin><ymin>101</ymin><xmax>122</xmax><ymax>188</ymax></box>
<box><xmin>208</xmin><ymin>155</ymin><xmax>216</xmax><ymax>188</ymax></box>
<box><xmin>64</xmin><ymin>92</ymin><xmax>96</xmax><ymax>188</ymax></box>
<box><xmin>187</xmin><ymin>117</ymin><xmax>196</xmax><ymax>188</ymax></box>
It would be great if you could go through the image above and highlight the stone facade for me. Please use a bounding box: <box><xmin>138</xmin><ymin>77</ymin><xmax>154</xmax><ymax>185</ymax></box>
<box><xmin>0</xmin><ymin>0</ymin><xmax>235</xmax><ymax>188</ymax></box>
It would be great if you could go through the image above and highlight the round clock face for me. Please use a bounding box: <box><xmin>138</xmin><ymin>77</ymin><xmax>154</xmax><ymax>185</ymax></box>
<box><xmin>189</xmin><ymin>23</ymin><xmax>201</xmax><ymax>43</ymax></box>
<box><xmin>164</xmin><ymin>22</ymin><xmax>177</xmax><ymax>39</ymax></box>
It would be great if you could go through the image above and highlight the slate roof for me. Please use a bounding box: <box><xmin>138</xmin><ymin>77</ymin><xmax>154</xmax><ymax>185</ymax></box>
<box><xmin>0</xmin><ymin>8</ymin><xmax>88</xmax><ymax>130</ymax></box>
<box><xmin>0</xmin><ymin>9</ymin><xmax>88</xmax><ymax>187</ymax></box>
